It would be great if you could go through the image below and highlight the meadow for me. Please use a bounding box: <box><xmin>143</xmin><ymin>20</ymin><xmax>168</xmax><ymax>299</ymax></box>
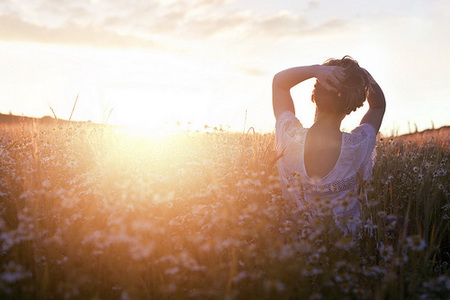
<box><xmin>0</xmin><ymin>120</ymin><xmax>448</xmax><ymax>299</ymax></box>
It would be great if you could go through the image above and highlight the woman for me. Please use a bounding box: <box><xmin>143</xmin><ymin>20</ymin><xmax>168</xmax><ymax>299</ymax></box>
<box><xmin>273</xmin><ymin>56</ymin><xmax>386</xmax><ymax>233</ymax></box>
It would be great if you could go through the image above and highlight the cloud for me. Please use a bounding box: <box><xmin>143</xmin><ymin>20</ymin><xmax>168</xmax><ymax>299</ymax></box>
<box><xmin>0</xmin><ymin>0</ymin><xmax>347</xmax><ymax>49</ymax></box>
<box><xmin>253</xmin><ymin>11</ymin><xmax>313</xmax><ymax>36</ymax></box>
<box><xmin>0</xmin><ymin>13</ymin><xmax>160</xmax><ymax>49</ymax></box>
<box><xmin>307</xmin><ymin>1</ymin><xmax>320</xmax><ymax>10</ymax></box>
<box><xmin>236</xmin><ymin>66</ymin><xmax>267</xmax><ymax>77</ymax></box>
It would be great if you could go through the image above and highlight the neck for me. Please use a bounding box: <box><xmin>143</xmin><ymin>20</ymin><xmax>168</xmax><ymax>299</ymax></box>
<box><xmin>313</xmin><ymin>109</ymin><xmax>344</xmax><ymax>131</ymax></box>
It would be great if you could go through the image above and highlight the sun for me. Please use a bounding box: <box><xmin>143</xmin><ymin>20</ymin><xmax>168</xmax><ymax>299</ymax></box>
<box><xmin>108</xmin><ymin>105</ymin><xmax>178</xmax><ymax>138</ymax></box>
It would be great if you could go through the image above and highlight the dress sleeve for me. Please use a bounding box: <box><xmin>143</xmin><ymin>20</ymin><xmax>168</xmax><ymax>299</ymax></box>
<box><xmin>350</xmin><ymin>123</ymin><xmax>377</xmax><ymax>180</ymax></box>
<box><xmin>275</xmin><ymin>111</ymin><xmax>303</xmax><ymax>152</ymax></box>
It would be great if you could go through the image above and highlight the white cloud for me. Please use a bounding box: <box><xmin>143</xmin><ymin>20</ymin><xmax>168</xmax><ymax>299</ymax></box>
<box><xmin>0</xmin><ymin>0</ymin><xmax>347</xmax><ymax>49</ymax></box>
<box><xmin>0</xmin><ymin>13</ymin><xmax>161</xmax><ymax>49</ymax></box>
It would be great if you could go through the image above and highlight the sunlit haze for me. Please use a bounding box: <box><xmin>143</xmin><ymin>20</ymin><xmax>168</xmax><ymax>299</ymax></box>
<box><xmin>1</xmin><ymin>0</ymin><xmax>449</xmax><ymax>135</ymax></box>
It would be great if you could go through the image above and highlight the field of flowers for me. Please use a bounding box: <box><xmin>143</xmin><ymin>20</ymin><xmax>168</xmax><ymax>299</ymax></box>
<box><xmin>0</xmin><ymin>121</ymin><xmax>449</xmax><ymax>299</ymax></box>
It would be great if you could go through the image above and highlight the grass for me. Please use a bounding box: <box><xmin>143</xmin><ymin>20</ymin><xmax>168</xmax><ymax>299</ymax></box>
<box><xmin>0</xmin><ymin>121</ymin><xmax>448</xmax><ymax>299</ymax></box>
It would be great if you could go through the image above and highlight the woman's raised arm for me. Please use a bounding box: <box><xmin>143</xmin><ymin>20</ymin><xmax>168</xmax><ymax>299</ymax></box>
<box><xmin>360</xmin><ymin>73</ymin><xmax>386</xmax><ymax>133</ymax></box>
<box><xmin>272</xmin><ymin>65</ymin><xmax>344</xmax><ymax>119</ymax></box>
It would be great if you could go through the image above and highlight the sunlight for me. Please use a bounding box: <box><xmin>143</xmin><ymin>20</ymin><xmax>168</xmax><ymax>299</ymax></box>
<box><xmin>105</xmin><ymin>87</ymin><xmax>195</xmax><ymax>136</ymax></box>
<box><xmin>88</xmin><ymin>49</ymin><xmax>242</xmax><ymax>135</ymax></box>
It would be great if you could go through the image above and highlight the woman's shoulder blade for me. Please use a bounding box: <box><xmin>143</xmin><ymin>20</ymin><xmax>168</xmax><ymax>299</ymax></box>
<box><xmin>344</xmin><ymin>123</ymin><xmax>376</xmax><ymax>146</ymax></box>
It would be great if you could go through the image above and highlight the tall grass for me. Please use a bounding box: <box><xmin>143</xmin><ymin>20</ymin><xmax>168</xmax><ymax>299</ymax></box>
<box><xmin>0</xmin><ymin>121</ymin><xmax>448</xmax><ymax>299</ymax></box>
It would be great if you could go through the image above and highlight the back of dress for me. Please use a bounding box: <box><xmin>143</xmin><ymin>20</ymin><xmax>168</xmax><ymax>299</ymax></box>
<box><xmin>276</xmin><ymin>111</ymin><xmax>376</xmax><ymax>232</ymax></box>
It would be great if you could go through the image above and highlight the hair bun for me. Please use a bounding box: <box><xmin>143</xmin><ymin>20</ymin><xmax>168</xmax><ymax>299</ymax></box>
<box><xmin>313</xmin><ymin>56</ymin><xmax>370</xmax><ymax>115</ymax></box>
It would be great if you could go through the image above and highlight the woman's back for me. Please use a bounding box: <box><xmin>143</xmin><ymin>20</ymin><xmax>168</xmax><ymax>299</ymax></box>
<box><xmin>275</xmin><ymin>111</ymin><xmax>377</xmax><ymax>232</ymax></box>
<box><xmin>304</xmin><ymin>125</ymin><xmax>342</xmax><ymax>179</ymax></box>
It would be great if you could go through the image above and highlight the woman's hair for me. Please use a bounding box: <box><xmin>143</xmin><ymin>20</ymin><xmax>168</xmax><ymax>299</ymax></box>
<box><xmin>312</xmin><ymin>56</ymin><xmax>371</xmax><ymax>115</ymax></box>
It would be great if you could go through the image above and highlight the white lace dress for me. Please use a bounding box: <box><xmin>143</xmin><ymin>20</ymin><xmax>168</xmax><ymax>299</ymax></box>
<box><xmin>276</xmin><ymin>111</ymin><xmax>376</xmax><ymax>229</ymax></box>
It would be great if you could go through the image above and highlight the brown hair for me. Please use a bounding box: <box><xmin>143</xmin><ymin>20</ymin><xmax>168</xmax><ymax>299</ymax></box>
<box><xmin>312</xmin><ymin>56</ymin><xmax>371</xmax><ymax>115</ymax></box>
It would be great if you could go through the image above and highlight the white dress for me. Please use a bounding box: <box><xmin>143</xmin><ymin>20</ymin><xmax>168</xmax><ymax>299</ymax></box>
<box><xmin>275</xmin><ymin>111</ymin><xmax>376</xmax><ymax>231</ymax></box>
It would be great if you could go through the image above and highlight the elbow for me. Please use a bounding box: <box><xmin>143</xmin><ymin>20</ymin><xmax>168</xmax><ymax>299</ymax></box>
<box><xmin>272</xmin><ymin>73</ymin><xmax>281</xmax><ymax>87</ymax></box>
<box><xmin>272</xmin><ymin>72</ymin><xmax>287</xmax><ymax>91</ymax></box>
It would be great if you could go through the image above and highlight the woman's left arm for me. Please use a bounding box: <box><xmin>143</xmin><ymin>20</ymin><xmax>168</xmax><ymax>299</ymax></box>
<box><xmin>272</xmin><ymin>65</ymin><xmax>344</xmax><ymax>119</ymax></box>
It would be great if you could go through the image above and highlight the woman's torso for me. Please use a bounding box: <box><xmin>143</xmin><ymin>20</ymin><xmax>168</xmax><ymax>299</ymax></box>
<box><xmin>304</xmin><ymin>125</ymin><xmax>342</xmax><ymax>179</ymax></box>
<box><xmin>275</xmin><ymin>111</ymin><xmax>376</xmax><ymax>222</ymax></box>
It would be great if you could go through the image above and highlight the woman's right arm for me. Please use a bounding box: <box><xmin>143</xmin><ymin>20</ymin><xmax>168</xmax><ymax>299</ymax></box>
<box><xmin>360</xmin><ymin>77</ymin><xmax>386</xmax><ymax>133</ymax></box>
<box><xmin>272</xmin><ymin>65</ymin><xmax>344</xmax><ymax>119</ymax></box>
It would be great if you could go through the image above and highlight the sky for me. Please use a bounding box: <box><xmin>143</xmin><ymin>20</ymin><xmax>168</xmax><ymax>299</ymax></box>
<box><xmin>0</xmin><ymin>0</ymin><xmax>449</xmax><ymax>135</ymax></box>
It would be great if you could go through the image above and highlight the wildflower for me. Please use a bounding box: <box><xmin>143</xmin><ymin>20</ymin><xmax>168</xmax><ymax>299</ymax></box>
<box><xmin>406</xmin><ymin>235</ymin><xmax>426</xmax><ymax>251</ymax></box>
<box><xmin>386</xmin><ymin>215</ymin><xmax>397</xmax><ymax>226</ymax></box>
<box><xmin>66</xmin><ymin>160</ymin><xmax>77</xmax><ymax>168</ymax></box>
<box><xmin>309</xmin><ymin>292</ymin><xmax>323</xmax><ymax>300</ymax></box>
<box><xmin>364</xmin><ymin>219</ymin><xmax>378</xmax><ymax>230</ymax></box>
<box><xmin>57</xmin><ymin>281</ymin><xmax>80</xmax><ymax>299</ymax></box>
<box><xmin>264</xmin><ymin>280</ymin><xmax>285</xmax><ymax>293</ymax></box>
<box><xmin>0</xmin><ymin>261</ymin><xmax>32</xmax><ymax>283</ymax></box>
<box><xmin>377</xmin><ymin>211</ymin><xmax>387</xmax><ymax>219</ymax></box>
<box><xmin>301</xmin><ymin>264</ymin><xmax>323</xmax><ymax>276</ymax></box>
<box><xmin>308</xmin><ymin>253</ymin><xmax>320</xmax><ymax>264</ymax></box>
<box><xmin>335</xmin><ymin>237</ymin><xmax>355</xmax><ymax>250</ymax></box>
<box><xmin>394</xmin><ymin>253</ymin><xmax>409</xmax><ymax>266</ymax></box>
<box><xmin>337</xmin><ymin>198</ymin><xmax>351</xmax><ymax>211</ymax></box>
<box><xmin>161</xmin><ymin>283</ymin><xmax>177</xmax><ymax>294</ymax></box>
<box><xmin>420</xmin><ymin>275</ymin><xmax>450</xmax><ymax>297</ymax></box>
<box><xmin>164</xmin><ymin>267</ymin><xmax>179</xmax><ymax>275</ymax></box>
<box><xmin>333</xmin><ymin>261</ymin><xmax>355</xmax><ymax>283</ymax></box>
<box><xmin>433</xmin><ymin>168</ymin><xmax>447</xmax><ymax>177</ymax></box>
<box><xmin>56</xmin><ymin>256</ymin><xmax>68</xmax><ymax>265</ymax></box>
<box><xmin>232</xmin><ymin>271</ymin><xmax>248</xmax><ymax>283</ymax></box>
<box><xmin>278</xmin><ymin>244</ymin><xmax>295</xmax><ymax>260</ymax></box>
<box><xmin>121</xmin><ymin>291</ymin><xmax>130</xmax><ymax>300</ymax></box>
<box><xmin>346</xmin><ymin>216</ymin><xmax>362</xmax><ymax>230</ymax></box>
<box><xmin>41</xmin><ymin>180</ymin><xmax>51</xmax><ymax>188</ymax></box>
<box><xmin>129</xmin><ymin>241</ymin><xmax>155</xmax><ymax>260</ymax></box>
<box><xmin>379</xmin><ymin>244</ymin><xmax>394</xmax><ymax>261</ymax></box>
<box><xmin>362</xmin><ymin>266</ymin><xmax>386</xmax><ymax>277</ymax></box>
<box><xmin>366</xmin><ymin>199</ymin><xmax>379</xmax><ymax>207</ymax></box>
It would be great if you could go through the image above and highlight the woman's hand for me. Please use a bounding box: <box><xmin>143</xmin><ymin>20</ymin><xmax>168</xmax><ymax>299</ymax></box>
<box><xmin>315</xmin><ymin>65</ymin><xmax>345</xmax><ymax>93</ymax></box>
<box><xmin>272</xmin><ymin>64</ymin><xmax>344</xmax><ymax>118</ymax></box>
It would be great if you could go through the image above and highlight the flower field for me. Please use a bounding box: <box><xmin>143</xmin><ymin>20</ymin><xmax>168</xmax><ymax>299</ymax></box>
<box><xmin>0</xmin><ymin>121</ymin><xmax>449</xmax><ymax>299</ymax></box>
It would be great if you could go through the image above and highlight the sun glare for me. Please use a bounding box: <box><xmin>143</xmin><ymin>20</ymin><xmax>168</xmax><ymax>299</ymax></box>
<box><xmin>112</xmin><ymin>124</ymin><xmax>177</xmax><ymax>141</ymax></box>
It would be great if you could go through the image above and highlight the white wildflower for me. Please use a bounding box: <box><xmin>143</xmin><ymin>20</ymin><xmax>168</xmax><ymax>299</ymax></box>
<box><xmin>41</xmin><ymin>180</ymin><xmax>51</xmax><ymax>188</ymax></box>
<box><xmin>335</xmin><ymin>237</ymin><xmax>355</xmax><ymax>250</ymax></box>
<box><xmin>406</xmin><ymin>235</ymin><xmax>426</xmax><ymax>251</ymax></box>
<box><xmin>279</xmin><ymin>244</ymin><xmax>295</xmax><ymax>260</ymax></box>
<box><xmin>165</xmin><ymin>267</ymin><xmax>179</xmax><ymax>275</ymax></box>
<box><xmin>232</xmin><ymin>271</ymin><xmax>248</xmax><ymax>283</ymax></box>
<box><xmin>264</xmin><ymin>280</ymin><xmax>285</xmax><ymax>293</ymax></box>
<box><xmin>394</xmin><ymin>253</ymin><xmax>409</xmax><ymax>266</ymax></box>
<box><xmin>0</xmin><ymin>261</ymin><xmax>32</xmax><ymax>283</ymax></box>
<box><xmin>379</xmin><ymin>243</ymin><xmax>394</xmax><ymax>261</ymax></box>
<box><xmin>364</xmin><ymin>219</ymin><xmax>378</xmax><ymax>230</ymax></box>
